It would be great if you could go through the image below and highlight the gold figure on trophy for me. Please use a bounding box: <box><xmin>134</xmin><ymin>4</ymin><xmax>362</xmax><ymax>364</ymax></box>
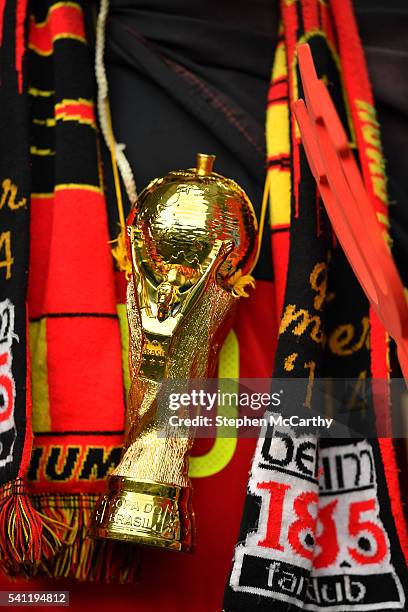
<box><xmin>90</xmin><ymin>154</ymin><xmax>258</xmax><ymax>551</ymax></box>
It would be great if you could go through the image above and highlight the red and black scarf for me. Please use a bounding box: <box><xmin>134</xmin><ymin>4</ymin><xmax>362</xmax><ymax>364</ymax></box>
<box><xmin>0</xmin><ymin>0</ymin><xmax>138</xmax><ymax>580</ymax></box>
<box><xmin>224</xmin><ymin>1</ymin><xmax>408</xmax><ymax>610</ymax></box>
<box><xmin>0</xmin><ymin>1</ymin><xmax>407</xmax><ymax>609</ymax></box>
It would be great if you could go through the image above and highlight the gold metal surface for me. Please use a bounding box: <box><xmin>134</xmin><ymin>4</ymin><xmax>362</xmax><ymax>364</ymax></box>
<box><xmin>196</xmin><ymin>152</ymin><xmax>215</xmax><ymax>176</ymax></box>
<box><xmin>91</xmin><ymin>477</ymin><xmax>194</xmax><ymax>551</ymax></box>
<box><xmin>90</xmin><ymin>155</ymin><xmax>258</xmax><ymax>551</ymax></box>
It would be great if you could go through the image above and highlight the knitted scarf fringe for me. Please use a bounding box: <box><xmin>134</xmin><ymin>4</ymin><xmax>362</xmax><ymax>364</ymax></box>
<box><xmin>0</xmin><ymin>478</ymin><xmax>63</xmax><ymax>572</ymax></box>
<box><xmin>0</xmin><ymin>482</ymin><xmax>140</xmax><ymax>583</ymax></box>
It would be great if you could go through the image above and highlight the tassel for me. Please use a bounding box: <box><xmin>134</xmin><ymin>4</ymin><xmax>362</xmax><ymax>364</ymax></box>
<box><xmin>29</xmin><ymin>493</ymin><xmax>141</xmax><ymax>583</ymax></box>
<box><xmin>0</xmin><ymin>478</ymin><xmax>64</xmax><ymax>573</ymax></box>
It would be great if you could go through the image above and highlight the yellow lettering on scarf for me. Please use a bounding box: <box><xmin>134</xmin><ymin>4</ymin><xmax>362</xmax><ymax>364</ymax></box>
<box><xmin>284</xmin><ymin>352</ymin><xmax>298</xmax><ymax>372</ymax></box>
<box><xmin>0</xmin><ymin>179</ymin><xmax>27</xmax><ymax>210</ymax></box>
<box><xmin>345</xmin><ymin>370</ymin><xmax>368</xmax><ymax>415</ymax></box>
<box><xmin>366</xmin><ymin>146</ymin><xmax>385</xmax><ymax>175</ymax></box>
<box><xmin>328</xmin><ymin>317</ymin><xmax>370</xmax><ymax>356</ymax></box>
<box><xmin>310</xmin><ymin>262</ymin><xmax>328</xmax><ymax>311</ymax></box>
<box><xmin>0</xmin><ymin>231</ymin><xmax>13</xmax><ymax>279</ymax></box>
<box><xmin>304</xmin><ymin>360</ymin><xmax>316</xmax><ymax>408</ymax></box>
<box><xmin>279</xmin><ymin>304</ymin><xmax>325</xmax><ymax>344</ymax></box>
<box><xmin>356</xmin><ymin>99</ymin><xmax>388</xmax><ymax>206</ymax></box>
<box><xmin>362</xmin><ymin>124</ymin><xmax>381</xmax><ymax>148</ymax></box>
<box><xmin>372</xmin><ymin>176</ymin><xmax>388</xmax><ymax>205</ymax></box>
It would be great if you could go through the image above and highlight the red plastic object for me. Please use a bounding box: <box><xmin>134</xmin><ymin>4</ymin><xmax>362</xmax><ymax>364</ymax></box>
<box><xmin>293</xmin><ymin>43</ymin><xmax>408</xmax><ymax>381</ymax></box>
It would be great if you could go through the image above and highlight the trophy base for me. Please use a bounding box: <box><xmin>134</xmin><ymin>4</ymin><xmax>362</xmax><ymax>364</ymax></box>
<box><xmin>89</xmin><ymin>476</ymin><xmax>195</xmax><ymax>552</ymax></box>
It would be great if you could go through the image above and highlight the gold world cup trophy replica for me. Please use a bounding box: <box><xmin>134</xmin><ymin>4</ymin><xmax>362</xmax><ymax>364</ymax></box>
<box><xmin>90</xmin><ymin>154</ymin><xmax>258</xmax><ymax>551</ymax></box>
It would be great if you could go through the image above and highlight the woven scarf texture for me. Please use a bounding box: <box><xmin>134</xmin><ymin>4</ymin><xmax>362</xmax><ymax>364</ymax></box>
<box><xmin>224</xmin><ymin>1</ymin><xmax>408</xmax><ymax>610</ymax></box>
<box><xmin>0</xmin><ymin>0</ymin><xmax>138</xmax><ymax>581</ymax></box>
<box><xmin>0</xmin><ymin>0</ymin><xmax>406</xmax><ymax>608</ymax></box>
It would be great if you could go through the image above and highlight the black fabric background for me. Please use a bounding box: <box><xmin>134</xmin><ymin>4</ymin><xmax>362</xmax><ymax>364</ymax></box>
<box><xmin>97</xmin><ymin>0</ymin><xmax>408</xmax><ymax>287</ymax></box>
<box><xmin>0</xmin><ymin>0</ymin><xmax>30</xmax><ymax>484</ymax></box>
